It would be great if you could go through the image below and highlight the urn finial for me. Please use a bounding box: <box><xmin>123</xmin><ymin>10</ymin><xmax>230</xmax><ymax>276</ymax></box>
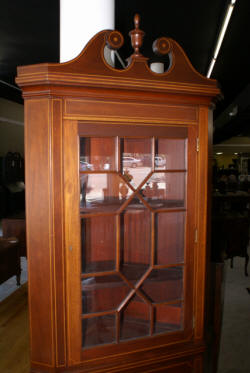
<box><xmin>129</xmin><ymin>14</ymin><xmax>145</xmax><ymax>58</ymax></box>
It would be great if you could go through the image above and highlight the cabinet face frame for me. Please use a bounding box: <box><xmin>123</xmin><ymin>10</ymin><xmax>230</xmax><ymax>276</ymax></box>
<box><xmin>64</xmin><ymin>118</ymin><xmax>198</xmax><ymax>366</ymax></box>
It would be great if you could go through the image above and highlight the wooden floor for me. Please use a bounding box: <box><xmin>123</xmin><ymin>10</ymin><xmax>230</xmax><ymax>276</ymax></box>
<box><xmin>0</xmin><ymin>283</ymin><xmax>30</xmax><ymax>373</ymax></box>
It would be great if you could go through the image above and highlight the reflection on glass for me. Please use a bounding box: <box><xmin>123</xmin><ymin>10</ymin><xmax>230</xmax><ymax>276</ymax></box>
<box><xmin>154</xmin><ymin>302</ymin><xmax>183</xmax><ymax>335</ymax></box>
<box><xmin>80</xmin><ymin>173</ymin><xmax>134</xmax><ymax>213</ymax></box>
<box><xmin>81</xmin><ymin>275</ymin><xmax>130</xmax><ymax>313</ymax></box>
<box><xmin>121</xmin><ymin>138</ymin><xmax>152</xmax><ymax>188</ymax></box>
<box><xmin>82</xmin><ymin>315</ymin><xmax>115</xmax><ymax>348</ymax></box>
<box><xmin>81</xmin><ymin>216</ymin><xmax>116</xmax><ymax>273</ymax></box>
<box><xmin>120</xmin><ymin>295</ymin><xmax>150</xmax><ymax>340</ymax></box>
<box><xmin>79</xmin><ymin>135</ymin><xmax>189</xmax><ymax>348</ymax></box>
<box><xmin>141</xmin><ymin>267</ymin><xmax>183</xmax><ymax>303</ymax></box>
<box><xmin>156</xmin><ymin>138</ymin><xmax>186</xmax><ymax>170</ymax></box>
<box><xmin>80</xmin><ymin>137</ymin><xmax>116</xmax><ymax>171</ymax></box>
<box><xmin>156</xmin><ymin>212</ymin><xmax>185</xmax><ymax>265</ymax></box>
<box><xmin>120</xmin><ymin>207</ymin><xmax>151</xmax><ymax>284</ymax></box>
<box><xmin>140</xmin><ymin>172</ymin><xmax>186</xmax><ymax>209</ymax></box>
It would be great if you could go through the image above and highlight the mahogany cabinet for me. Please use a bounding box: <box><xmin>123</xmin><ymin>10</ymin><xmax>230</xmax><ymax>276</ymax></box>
<box><xmin>16</xmin><ymin>15</ymin><xmax>220</xmax><ymax>373</ymax></box>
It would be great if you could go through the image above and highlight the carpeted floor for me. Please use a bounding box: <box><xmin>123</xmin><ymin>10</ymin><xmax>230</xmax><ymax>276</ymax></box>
<box><xmin>217</xmin><ymin>257</ymin><xmax>250</xmax><ymax>373</ymax></box>
<box><xmin>0</xmin><ymin>257</ymin><xmax>28</xmax><ymax>302</ymax></box>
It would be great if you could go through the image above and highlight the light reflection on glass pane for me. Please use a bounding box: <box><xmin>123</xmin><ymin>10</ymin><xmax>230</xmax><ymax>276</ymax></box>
<box><xmin>120</xmin><ymin>295</ymin><xmax>150</xmax><ymax>341</ymax></box>
<box><xmin>80</xmin><ymin>137</ymin><xmax>116</xmax><ymax>171</ymax></box>
<box><xmin>78</xmin><ymin>134</ymin><xmax>189</xmax><ymax>348</ymax></box>
<box><xmin>141</xmin><ymin>267</ymin><xmax>183</xmax><ymax>303</ymax></box>
<box><xmin>81</xmin><ymin>275</ymin><xmax>130</xmax><ymax>313</ymax></box>
<box><xmin>156</xmin><ymin>138</ymin><xmax>186</xmax><ymax>170</ymax></box>
<box><xmin>80</xmin><ymin>173</ymin><xmax>134</xmax><ymax>213</ymax></box>
<box><xmin>82</xmin><ymin>315</ymin><xmax>115</xmax><ymax>348</ymax></box>
<box><xmin>154</xmin><ymin>302</ymin><xmax>183</xmax><ymax>335</ymax></box>
<box><xmin>140</xmin><ymin>172</ymin><xmax>186</xmax><ymax>209</ymax></box>
<box><xmin>120</xmin><ymin>207</ymin><xmax>151</xmax><ymax>284</ymax></box>
<box><xmin>121</xmin><ymin>138</ymin><xmax>152</xmax><ymax>189</ymax></box>
<box><xmin>156</xmin><ymin>212</ymin><xmax>185</xmax><ymax>265</ymax></box>
<box><xmin>81</xmin><ymin>216</ymin><xmax>116</xmax><ymax>273</ymax></box>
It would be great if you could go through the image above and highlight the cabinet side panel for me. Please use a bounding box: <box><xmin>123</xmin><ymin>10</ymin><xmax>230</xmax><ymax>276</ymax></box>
<box><xmin>52</xmin><ymin>99</ymin><xmax>67</xmax><ymax>366</ymax></box>
<box><xmin>194</xmin><ymin>106</ymin><xmax>209</xmax><ymax>341</ymax></box>
<box><xmin>25</xmin><ymin>99</ymin><xmax>55</xmax><ymax>366</ymax></box>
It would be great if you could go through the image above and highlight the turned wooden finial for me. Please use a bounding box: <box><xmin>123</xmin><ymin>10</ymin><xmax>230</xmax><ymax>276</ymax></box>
<box><xmin>129</xmin><ymin>14</ymin><xmax>145</xmax><ymax>58</ymax></box>
<box><xmin>134</xmin><ymin>14</ymin><xmax>140</xmax><ymax>29</ymax></box>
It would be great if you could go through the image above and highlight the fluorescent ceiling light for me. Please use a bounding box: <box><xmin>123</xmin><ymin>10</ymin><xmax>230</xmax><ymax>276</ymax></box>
<box><xmin>207</xmin><ymin>58</ymin><xmax>216</xmax><ymax>80</ymax></box>
<box><xmin>207</xmin><ymin>0</ymin><xmax>237</xmax><ymax>78</ymax></box>
<box><xmin>216</xmin><ymin>152</ymin><xmax>223</xmax><ymax>155</ymax></box>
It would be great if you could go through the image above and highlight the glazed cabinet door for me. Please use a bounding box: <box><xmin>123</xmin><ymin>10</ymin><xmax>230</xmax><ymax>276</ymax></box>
<box><xmin>64</xmin><ymin>120</ymin><xmax>197</xmax><ymax>368</ymax></box>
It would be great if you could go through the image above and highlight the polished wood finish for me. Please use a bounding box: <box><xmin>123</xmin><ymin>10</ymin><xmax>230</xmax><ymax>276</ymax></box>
<box><xmin>129</xmin><ymin>14</ymin><xmax>145</xmax><ymax>58</ymax></box>
<box><xmin>16</xmin><ymin>16</ymin><xmax>220</xmax><ymax>373</ymax></box>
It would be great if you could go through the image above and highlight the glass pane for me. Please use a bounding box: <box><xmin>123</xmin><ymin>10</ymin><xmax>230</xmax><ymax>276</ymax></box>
<box><xmin>81</xmin><ymin>275</ymin><xmax>130</xmax><ymax>313</ymax></box>
<box><xmin>154</xmin><ymin>302</ymin><xmax>183</xmax><ymax>335</ymax></box>
<box><xmin>80</xmin><ymin>137</ymin><xmax>116</xmax><ymax>171</ymax></box>
<box><xmin>156</xmin><ymin>212</ymin><xmax>185</xmax><ymax>265</ymax></box>
<box><xmin>121</xmin><ymin>138</ymin><xmax>152</xmax><ymax>189</ymax></box>
<box><xmin>80</xmin><ymin>173</ymin><xmax>133</xmax><ymax>213</ymax></box>
<box><xmin>156</xmin><ymin>138</ymin><xmax>186</xmax><ymax>170</ymax></box>
<box><xmin>120</xmin><ymin>207</ymin><xmax>151</xmax><ymax>284</ymax></box>
<box><xmin>82</xmin><ymin>315</ymin><xmax>115</xmax><ymax>348</ymax></box>
<box><xmin>141</xmin><ymin>172</ymin><xmax>186</xmax><ymax>209</ymax></box>
<box><xmin>141</xmin><ymin>267</ymin><xmax>183</xmax><ymax>303</ymax></box>
<box><xmin>120</xmin><ymin>295</ymin><xmax>150</xmax><ymax>341</ymax></box>
<box><xmin>81</xmin><ymin>216</ymin><xmax>116</xmax><ymax>273</ymax></box>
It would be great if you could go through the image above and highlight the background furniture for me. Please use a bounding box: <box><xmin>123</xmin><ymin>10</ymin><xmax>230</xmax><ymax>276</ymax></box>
<box><xmin>212</xmin><ymin>194</ymin><xmax>250</xmax><ymax>276</ymax></box>
<box><xmin>2</xmin><ymin>214</ymin><xmax>26</xmax><ymax>257</ymax></box>
<box><xmin>0</xmin><ymin>151</ymin><xmax>25</xmax><ymax>218</ymax></box>
<box><xmin>0</xmin><ymin>237</ymin><xmax>21</xmax><ymax>286</ymax></box>
<box><xmin>16</xmin><ymin>15</ymin><xmax>220</xmax><ymax>373</ymax></box>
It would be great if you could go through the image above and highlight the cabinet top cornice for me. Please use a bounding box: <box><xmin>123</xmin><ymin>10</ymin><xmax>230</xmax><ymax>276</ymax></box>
<box><xmin>16</xmin><ymin>14</ymin><xmax>221</xmax><ymax>101</ymax></box>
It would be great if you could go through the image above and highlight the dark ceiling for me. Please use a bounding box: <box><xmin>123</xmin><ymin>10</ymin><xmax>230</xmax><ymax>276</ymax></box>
<box><xmin>1</xmin><ymin>0</ymin><xmax>250</xmax><ymax>143</ymax></box>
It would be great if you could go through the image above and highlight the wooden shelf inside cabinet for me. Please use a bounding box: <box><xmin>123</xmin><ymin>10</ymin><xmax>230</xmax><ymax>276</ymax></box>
<box><xmin>16</xmin><ymin>13</ymin><xmax>220</xmax><ymax>373</ymax></box>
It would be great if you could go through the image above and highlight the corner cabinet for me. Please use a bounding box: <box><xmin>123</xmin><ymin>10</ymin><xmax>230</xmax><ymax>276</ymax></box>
<box><xmin>16</xmin><ymin>15</ymin><xmax>220</xmax><ymax>373</ymax></box>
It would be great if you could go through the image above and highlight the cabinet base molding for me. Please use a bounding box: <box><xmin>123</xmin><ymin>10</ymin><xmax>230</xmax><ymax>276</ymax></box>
<box><xmin>31</xmin><ymin>346</ymin><xmax>205</xmax><ymax>373</ymax></box>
